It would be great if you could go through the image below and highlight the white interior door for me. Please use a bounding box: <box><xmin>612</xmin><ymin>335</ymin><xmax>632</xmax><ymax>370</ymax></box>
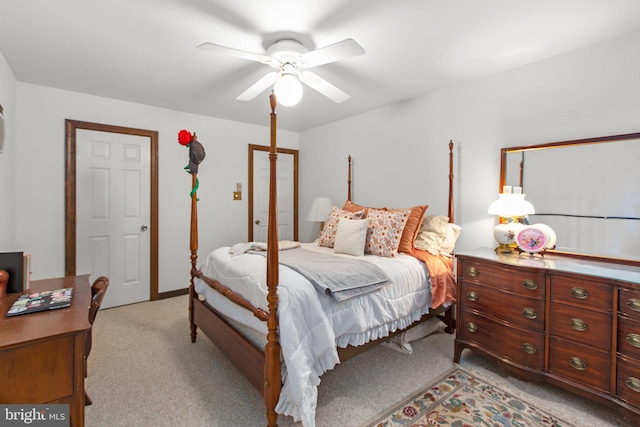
<box><xmin>76</xmin><ymin>129</ymin><xmax>151</xmax><ymax>308</ymax></box>
<box><xmin>253</xmin><ymin>150</ymin><xmax>294</xmax><ymax>242</ymax></box>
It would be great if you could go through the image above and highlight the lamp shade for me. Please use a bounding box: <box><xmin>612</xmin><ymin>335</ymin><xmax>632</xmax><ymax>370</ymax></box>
<box><xmin>306</xmin><ymin>197</ymin><xmax>333</xmax><ymax>222</ymax></box>
<box><xmin>488</xmin><ymin>193</ymin><xmax>535</xmax><ymax>217</ymax></box>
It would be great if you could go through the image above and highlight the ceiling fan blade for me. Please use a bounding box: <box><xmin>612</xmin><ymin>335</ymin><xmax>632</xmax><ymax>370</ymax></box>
<box><xmin>236</xmin><ymin>72</ymin><xmax>279</xmax><ymax>101</ymax></box>
<box><xmin>298</xmin><ymin>71</ymin><xmax>350</xmax><ymax>103</ymax></box>
<box><xmin>197</xmin><ymin>42</ymin><xmax>271</xmax><ymax>64</ymax></box>
<box><xmin>299</xmin><ymin>38</ymin><xmax>365</xmax><ymax>68</ymax></box>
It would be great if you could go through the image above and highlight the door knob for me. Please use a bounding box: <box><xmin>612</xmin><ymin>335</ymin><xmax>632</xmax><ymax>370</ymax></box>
<box><xmin>141</xmin><ymin>225</ymin><xmax>148</xmax><ymax>231</ymax></box>
<box><xmin>255</xmin><ymin>220</ymin><xmax>260</xmax><ymax>225</ymax></box>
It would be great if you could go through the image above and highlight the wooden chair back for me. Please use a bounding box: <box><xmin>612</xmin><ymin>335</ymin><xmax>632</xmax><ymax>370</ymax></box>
<box><xmin>89</xmin><ymin>276</ymin><xmax>109</xmax><ymax>325</ymax></box>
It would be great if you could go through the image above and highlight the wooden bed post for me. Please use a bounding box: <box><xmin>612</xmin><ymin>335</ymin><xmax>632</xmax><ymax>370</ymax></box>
<box><xmin>448</xmin><ymin>140</ymin><xmax>454</xmax><ymax>224</ymax></box>
<box><xmin>189</xmin><ymin>172</ymin><xmax>198</xmax><ymax>343</ymax></box>
<box><xmin>347</xmin><ymin>155</ymin><xmax>352</xmax><ymax>201</ymax></box>
<box><xmin>264</xmin><ymin>93</ymin><xmax>282</xmax><ymax>427</ymax></box>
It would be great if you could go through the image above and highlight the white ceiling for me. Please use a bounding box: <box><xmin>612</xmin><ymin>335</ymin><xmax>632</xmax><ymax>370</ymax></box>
<box><xmin>2</xmin><ymin>0</ymin><xmax>640</xmax><ymax>132</ymax></box>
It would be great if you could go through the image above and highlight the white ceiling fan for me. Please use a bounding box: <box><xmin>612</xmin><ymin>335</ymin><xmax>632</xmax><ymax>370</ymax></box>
<box><xmin>197</xmin><ymin>38</ymin><xmax>365</xmax><ymax>106</ymax></box>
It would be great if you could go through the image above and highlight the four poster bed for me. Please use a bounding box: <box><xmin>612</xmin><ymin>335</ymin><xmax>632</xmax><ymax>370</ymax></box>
<box><xmin>188</xmin><ymin>94</ymin><xmax>458</xmax><ymax>427</ymax></box>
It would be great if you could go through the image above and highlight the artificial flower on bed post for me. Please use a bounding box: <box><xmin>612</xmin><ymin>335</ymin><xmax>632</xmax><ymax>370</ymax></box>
<box><xmin>178</xmin><ymin>129</ymin><xmax>206</xmax><ymax>342</ymax></box>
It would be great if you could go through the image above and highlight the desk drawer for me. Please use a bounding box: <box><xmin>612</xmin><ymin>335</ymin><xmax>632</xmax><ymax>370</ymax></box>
<box><xmin>458</xmin><ymin>259</ymin><xmax>545</xmax><ymax>298</ymax></box>
<box><xmin>619</xmin><ymin>315</ymin><xmax>640</xmax><ymax>360</ymax></box>
<box><xmin>551</xmin><ymin>275</ymin><xmax>612</xmax><ymax>309</ymax></box>
<box><xmin>0</xmin><ymin>335</ymin><xmax>74</xmax><ymax>403</ymax></box>
<box><xmin>549</xmin><ymin>301</ymin><xmax>611</xmax><ymax>350</ymax></box>
<box><xmin>620</xmin><ymin>288</ymin><xmax>640</xmax><ymax>318</ymax></box>
<box><xmin>458</xmin><ymin>309</ymin><xmax>544</xmax><ymax>369</ymax></box>
<box><xmin>549</xmin><ymin>337</ymin><xmax>610</xmax><ymax>393</ymax></box>
<box><xmin>617</xmin><ymin>356</ymin><xmax>640</xmax><ymax>408</ymax></box>
<box><xmin>460</xmin><ymin>281</ymin><xmax>545</xmax><ymax>330</ymax></box>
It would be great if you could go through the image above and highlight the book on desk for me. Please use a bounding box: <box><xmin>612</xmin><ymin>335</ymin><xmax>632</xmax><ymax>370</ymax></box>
<box><xmin>6</xmin><ymin>288</ymin><xmax>73</xmax><ymax>317</ymax></box>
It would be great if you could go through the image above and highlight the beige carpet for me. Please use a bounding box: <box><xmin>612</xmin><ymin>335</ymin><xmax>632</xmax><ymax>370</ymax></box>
<box><xmin>85</xmin><ymin>295</ymin><xmax>630</xmax><ymax>426</ymax></box>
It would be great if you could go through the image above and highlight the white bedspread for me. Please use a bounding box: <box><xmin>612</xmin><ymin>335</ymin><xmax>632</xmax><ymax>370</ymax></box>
<box><xmin>194</xmin><ymin>242</ymin><xmax>431</xmax><ymax>427</ymax></box>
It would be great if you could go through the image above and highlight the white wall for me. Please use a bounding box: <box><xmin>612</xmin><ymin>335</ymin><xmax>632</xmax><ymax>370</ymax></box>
<box><xmin>299</xmin><ymin>30</ymin><xmax>640</xmax><ymax>251</ymax></box>
<box><xmin>14</xmin><ymin>84</ymin><xmax>298</xmax><ymax>292</ymax></box>
<box><xmin>0</xmin><ymin>52</ymin><xmax>17</xmax><ymax>250</ymax></box>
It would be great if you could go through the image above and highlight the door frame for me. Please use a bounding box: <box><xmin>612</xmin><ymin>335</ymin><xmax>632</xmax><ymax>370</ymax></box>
<box><xmin>248</xmin><ymin>144</ymin><xmax>298</xmax><ymax>242</ymax></box>
<box><xmin>64</xmin><ymin>119</ymin><xmax>159</xmax><ymax>301</ymax></box>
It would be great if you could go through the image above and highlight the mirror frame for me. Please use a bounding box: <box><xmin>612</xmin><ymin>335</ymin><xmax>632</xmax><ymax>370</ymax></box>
<box><xmin>499</xmin><ymin>132</ymin><xmax>640</xmax><ymax>267</ymax></box>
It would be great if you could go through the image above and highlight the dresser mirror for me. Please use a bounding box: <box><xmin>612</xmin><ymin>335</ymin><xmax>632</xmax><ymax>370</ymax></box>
<box><xmin>499</xmin><ymin>132</ymin><xmax>640</xmax><ymax>265</ymax></box>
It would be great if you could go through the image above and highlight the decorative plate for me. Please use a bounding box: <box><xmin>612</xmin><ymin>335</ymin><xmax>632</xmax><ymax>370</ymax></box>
<box><xmin>516</xmin><ymin>226</ymin><xmax>547</xmax><ymax>253</ymax></box>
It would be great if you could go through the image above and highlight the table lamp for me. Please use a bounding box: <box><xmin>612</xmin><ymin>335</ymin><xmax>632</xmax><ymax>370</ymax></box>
<box><xmin>306</xmin><ymin>197</ymin><xmax>333</xmax><ymax>237</ymax></box>
<box><xmin>488</xmin><ymin>186</ymin><xmax>535</xmax><ymax>254</ymax></box>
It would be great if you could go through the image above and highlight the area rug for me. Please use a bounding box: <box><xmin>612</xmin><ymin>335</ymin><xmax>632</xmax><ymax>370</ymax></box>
<box><xmin>365</xmin><ymin>368</ymin><xmax>576</xmax><ymax>427</ymax></box>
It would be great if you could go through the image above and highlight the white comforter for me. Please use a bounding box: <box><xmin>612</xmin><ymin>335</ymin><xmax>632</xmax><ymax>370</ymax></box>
<box><xmin>194</xmin><ymin>242</ymin><xmax>431</xmax><ymax>427</ymax></box>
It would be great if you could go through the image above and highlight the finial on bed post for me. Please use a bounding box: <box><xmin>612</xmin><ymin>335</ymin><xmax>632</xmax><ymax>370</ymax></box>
<box><xmin>448</xmin><ymin>140</ymin><xmax>454</xmax><ymax>224</ymax></box>
<box><xmin>265</xmin><ymin>92</ymin><xmax>282</xmax><ymax>427</ymax></box>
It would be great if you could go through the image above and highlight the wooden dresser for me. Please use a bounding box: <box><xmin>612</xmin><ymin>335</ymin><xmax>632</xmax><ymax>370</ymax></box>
<box><xmin>454</xmin><ymin>249</ymin><xmax>640</xmax><ymax>423</ymax></box>
<box><xmin>0</xmin><ymin>275</ymin><xmax>91</xmax><ymax>427</ymax></box>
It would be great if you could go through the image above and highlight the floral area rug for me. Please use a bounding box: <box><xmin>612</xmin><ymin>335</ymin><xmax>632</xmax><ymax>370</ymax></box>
<box><xmin>366</xmin><ymin>368</ymin><xmax>576</xmax><ymax>427</ymax></box>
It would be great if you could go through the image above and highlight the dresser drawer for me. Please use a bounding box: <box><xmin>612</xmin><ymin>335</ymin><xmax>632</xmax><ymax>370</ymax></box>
<box><xmin>458</xmin><ymin>309</ymin><xmax>544</xmax><ymax>369</ymax></box>
<box><xmin>458</xmin><ymin>259</ymin><xmax>545</xmax><ymax>298</ymax></box>
<box><xmin>620</xmin><ymin>288</ymin><xmax>640</xmax><ymax>318</ymax></box>
<box><xmin>619</xmin><ymin>315</ymin><xmax>640</xmax><ymax>359</ymax></box>
<box><xmin>549</xmin><ymin>301</ymin><xmax>611</xmax><ymax>350</ymax></box>
<box><xmin>617</xmin><ymin>356</ymin><xmax>640</xmax><ymax>408</ymax></box>
<box><xmin>550</xmin><ymin>275</ymin><xmax>612</xmax><ymax>309</ymax></box>
<box><xmin>549</xmin><ymin>336</ymin><xmax>611</xmax><ymax>393</ymax></box>
<box><xmin>460</xmin><ymin>281</ymin><xmax>545</xmax><ymax>331</ymax></box>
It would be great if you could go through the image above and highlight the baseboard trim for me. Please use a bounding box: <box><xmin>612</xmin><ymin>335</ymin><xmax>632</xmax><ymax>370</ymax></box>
<box><xmin>158</xmin><ymin>288</ymin><xmax>189</xmax><ymax>299</ymax></box>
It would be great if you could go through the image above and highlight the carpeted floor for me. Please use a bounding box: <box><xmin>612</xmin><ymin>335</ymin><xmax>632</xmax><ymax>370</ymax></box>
<box><xmin>85</xmin><ymin>295</ymin><xmax>632</xmax><ymax>426</ymax></box>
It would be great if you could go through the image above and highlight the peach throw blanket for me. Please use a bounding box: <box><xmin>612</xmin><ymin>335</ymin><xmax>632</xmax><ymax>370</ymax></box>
<box><xmin>412</xmin><ymin>248</ymin><xmax>457</xmax><ymax>308</ymax></box>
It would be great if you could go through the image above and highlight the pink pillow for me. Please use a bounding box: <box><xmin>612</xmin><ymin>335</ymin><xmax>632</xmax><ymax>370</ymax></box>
<box><xmin>365</xmin><ymin>208</ymin><xmax>411</xmax><ymax>257</ymax></box>
<box><xmin>319</xmin><ymin>207</ymin><xmax>365</xmax><ymax>248</ymax></box>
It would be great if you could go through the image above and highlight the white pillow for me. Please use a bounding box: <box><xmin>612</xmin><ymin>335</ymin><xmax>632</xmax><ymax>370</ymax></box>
<box><xmin>439</xmin><ymin>223</ymin><xmax>462</xmax><ymax>256</ymax></box>
<box><xmin>333</xmin><ymin>218</ymin><xmax>370</xmax><ymax>256</ymax></box>
<box><xmin>414</xmin><ymin>215</ymin><xmax>461</xmax><ymax>256</ymax></box>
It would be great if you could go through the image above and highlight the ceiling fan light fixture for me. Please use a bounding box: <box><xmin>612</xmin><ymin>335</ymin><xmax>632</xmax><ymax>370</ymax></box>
<box><xmin>274</xmin><ymin>72</ymin><xmax>303</xmax><ymax>106</ymax></box>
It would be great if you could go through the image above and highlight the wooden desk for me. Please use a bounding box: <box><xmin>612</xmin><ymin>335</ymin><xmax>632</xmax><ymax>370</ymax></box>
<box><xmin>0</xmin><ymin>275</ymin><xmax>91</xmax><ymax>427</ymax></box>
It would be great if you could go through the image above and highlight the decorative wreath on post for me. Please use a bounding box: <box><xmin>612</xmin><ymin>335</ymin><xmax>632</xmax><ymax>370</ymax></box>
<box><xmin>178</xmin><ymin>129</ymin><xmax>206</xmax><ymax>198</ymax></box>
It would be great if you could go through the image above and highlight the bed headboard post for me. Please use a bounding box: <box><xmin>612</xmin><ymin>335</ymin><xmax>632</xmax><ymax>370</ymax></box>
<box><xmin>264</xmin><ymin>92</ymin><xmax>282</xmax><ymax>427</ymax></box>
<box><xmin>347</xmin><ymin>154</ymin><xmax>352</xmax><ymax>201</ymax></box>
<box><xmin>448</xmin><ymin>140</ymin><xmax>454</xmax><ymax>224</ymax></box>
<box><xmin>188</xmin><ymin>172</ymin><xmax>198</xmax><ymax>342</ymax></box>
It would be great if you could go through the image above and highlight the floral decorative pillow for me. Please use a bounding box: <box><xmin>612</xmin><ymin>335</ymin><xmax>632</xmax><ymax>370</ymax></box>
<box><xmin>318</xmin><ymin>207</ymin><xmax>365</xmax><ymax>248</ymax></box>
<box><xmin>365</xmin><ymin>208</ymin><xmax>411</xmax><ymax>257</ymax></box>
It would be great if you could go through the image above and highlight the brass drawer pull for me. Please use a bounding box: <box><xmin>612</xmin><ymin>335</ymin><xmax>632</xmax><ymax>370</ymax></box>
<box><xmin>522</xmin><ymin>343</ymin><xmax>537</xmax><ymax>354</ymax></box>
<box><xmin>570</xmin><ymin>287</ymin><xmax>589</xmax><ymax>300</ymax></box>
<box><xmin>522</xmin><ymin>279</ymin><xmax>538</xmax><ymax>290</ymax></box>
<box><xmin>569</xmin><ymin>318</ymin><xmax>588</xmax><ymax>332</ymax></box>
<box><xmin>625</xmin><ymin>377</ymin><xmax>640</xmax><ymax>393</ymax></box>
<box><xmin>626</xmin><ymin>334</ymin><xmax>640</xmax><ymax>348</ymax></box>
<box><xmin>466</xmin><ymin>291</ymin><xmax>479</xmax><ymax>302</ymax></box>
<box><xmin>522</xmin><ymin>308</ymin><xmax>538</xmax><ymax>320</ymax></box>
<box><xmin>569</xmin><ymin>356</ymin><xmax>587</xmax><ymax>371</ymax></box>
<box><xmin>467</xmin><ymin>267</ymin><xmax>479</xmax><ymax>277</ymax></box>
<box><xmin>466</xmin><ymin>322</ymin><xmax>478</xmax><ymax>333</ymax></box>
<box><xmin>627</xmin><ymin>298</ymin><xmax>640</xmax><ymax>312</ymax></box>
